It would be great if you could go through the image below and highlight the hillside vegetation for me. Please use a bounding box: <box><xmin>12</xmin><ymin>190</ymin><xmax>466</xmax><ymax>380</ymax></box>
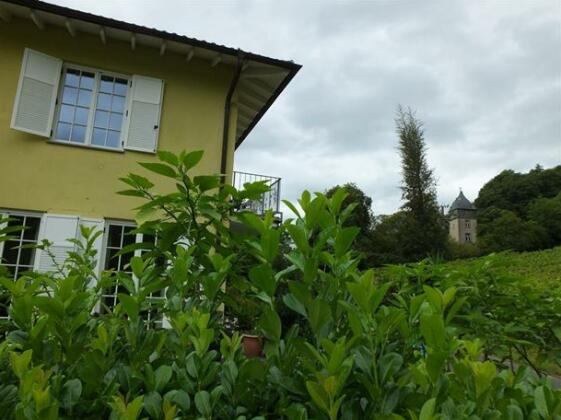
<box><xmin>377</xmin><ymin>246</ymin><xmax>561</xmax><ymax>377</ymax></box>
<box><xmin>448</xmin><ymin>245</ymin><xmax>561</xmax><ymax>287</ymax></box>
<box><xmin>476</xmin><ymin>165</ymin><xmax>561</xmax><ymax>253</ymax></box>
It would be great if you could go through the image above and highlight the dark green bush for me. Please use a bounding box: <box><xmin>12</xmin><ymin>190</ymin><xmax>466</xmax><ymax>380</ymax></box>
<box><xmin>0</xmin><ymin>150</ymin><xmax>559</xmax><ymax>419</ymax></box>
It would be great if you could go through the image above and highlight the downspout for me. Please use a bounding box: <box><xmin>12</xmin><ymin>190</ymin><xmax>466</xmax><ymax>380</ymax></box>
<box><xmin>220</xmin><ymin>50</ymin><xmax>245</xmax><ymax>182</ymax></box>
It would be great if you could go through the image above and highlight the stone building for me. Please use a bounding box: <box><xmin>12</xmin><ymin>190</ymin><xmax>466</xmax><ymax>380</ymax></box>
<box><xmin>449</xmin><ymin>191</ymin><xmax>477</xmax><ymax>244</ymax></box>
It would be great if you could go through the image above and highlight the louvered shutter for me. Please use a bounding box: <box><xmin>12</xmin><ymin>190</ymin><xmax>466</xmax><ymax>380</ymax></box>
<box><xmin>11</xmin><ymin>48</ymin><xmax>62</xmax><ymax>137</ymax></box>
<box><xmin>0</xmin><ymin>212</ymin><xmax>7</xmax><ymax>258</ymax></box>
<box><xmin>34</xmin><ymin>214</ymin><xmax>79</xmax><ymax>273</ymax></box>
<box><xmin>124</xmin><ymin>75</ymin><xmax>164</xmax><ymax>153</ymax></box>
<box><xmin>78</xmin><ymin>218</ymin><xmax>104</xmax><ymax>280</ymax></box>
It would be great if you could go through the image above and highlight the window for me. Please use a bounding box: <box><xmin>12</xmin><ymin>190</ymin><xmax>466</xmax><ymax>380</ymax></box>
<box><xmin>12</xmin><ymin>49</ymin><xmax>164</xmax><ymax>154</ymax></box>
<box><xmin>100</xmin><ymin>223</ymin><xmax>136</xmax><ymax>310</ymax></box>
<box><xmin>53</xmin><ymin>67</ymin><xmax>129</xmax><ymax>150</ymax></box>
<box><xmin>101</xmin><ymin>222</ymin><xmax>163</xmax><ymax>328</ymax></box>
<box><xmin>1</xmin><ymin>213</ymin><xmax>42</xmax><ymax>279</ymax></box>
<box><xmin>465</xmin><ymin>220</ymin><xmax>471</xmax><ymax>229</ymax></box>
<box><xmin>465</xmin><ymin>232</ymin><xmax>471</xmax><ymax>242</ymax></box>
<box><xmin>0</xmin><ymin>213</ymin><xmax>42</xmax><ymax>319</ymax></box>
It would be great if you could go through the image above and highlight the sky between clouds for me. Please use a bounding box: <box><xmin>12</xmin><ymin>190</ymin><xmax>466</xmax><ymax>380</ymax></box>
<box><xmin>53</xmin><ymin>0</ymin><xmax>561</xmax><ymax>215</ymax></box>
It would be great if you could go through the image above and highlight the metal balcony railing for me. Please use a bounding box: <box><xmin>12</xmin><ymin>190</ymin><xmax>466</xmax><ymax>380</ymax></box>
<box><xmin>232</xmin><ymin>171</ymin><xmax>281</xmax><ymax>218</ymax></box>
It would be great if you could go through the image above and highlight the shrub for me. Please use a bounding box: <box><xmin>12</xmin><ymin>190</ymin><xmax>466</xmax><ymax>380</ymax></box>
<box><xmin>0</xmin><ymin>150</ymin><xmax>559</xmax><ymax>419</ymax></box>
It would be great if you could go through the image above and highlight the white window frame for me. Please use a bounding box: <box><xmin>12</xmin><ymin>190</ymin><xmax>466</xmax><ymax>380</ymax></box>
<box><xmin>99</xmin><ymin>220</ymin><xmax>165</xmax><ymax>328</ymax></box>
<box><xmin>51</xmin><ymin>63</ymin><xmax>132</xmax><ymax>153</ymax></box>
<box><xmin>0</xmin><ymin>209</ymin><xmax>44</xmax><ymax>276</ymax></box>
<box><xmin>0</xmin><ymin>210</ymin><xmax>43</xmax><ymax>320</ymax></box>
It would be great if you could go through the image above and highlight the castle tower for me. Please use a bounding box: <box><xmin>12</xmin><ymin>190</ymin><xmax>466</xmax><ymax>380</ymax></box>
<box><xmin>449</xmin><ymin>190</ymin><xmax>477</xmax><ymax>244</ymax></box>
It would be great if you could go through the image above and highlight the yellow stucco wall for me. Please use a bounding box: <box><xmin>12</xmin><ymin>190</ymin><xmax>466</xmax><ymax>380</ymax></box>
<box><xmin>0</xmin><ymin>17</ymin><xmax>237</xmax><ymax>220</ymax></box>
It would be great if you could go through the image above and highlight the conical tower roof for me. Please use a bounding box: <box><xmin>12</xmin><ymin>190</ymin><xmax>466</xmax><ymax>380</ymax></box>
<box><xmin>450</xmin><ymin>190</ymin><xmax>475</xmax><ymax>211</ymax></box>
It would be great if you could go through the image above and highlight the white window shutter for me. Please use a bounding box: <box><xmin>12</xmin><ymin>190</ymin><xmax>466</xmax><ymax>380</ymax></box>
<box><xmin>124</xmin><ymin>75</ymin><xmax>164</xmax><ymax>153</ymax></box>
<box><xmin>78</xmin><ymin>218</ymin><xmax>104</xmax><ymax>280</ymax></box>
<box><xmin>35</xmin><ymin>214</ymin><xmax>79</xmax><ymax>273</ymax></box>
<box><xmin>0</xmin><ymin>212</ymin><xmax>7</xmax><ymax>258</ymax></box>
<box><xmin>11</xmin><ymin>48</ymin><xmax>62</xmax><ymax>137</ymax></box>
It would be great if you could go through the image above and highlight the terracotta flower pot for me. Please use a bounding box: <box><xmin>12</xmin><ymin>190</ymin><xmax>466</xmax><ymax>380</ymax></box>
<box><xmin>241</xmin><ymin>334</ymin><xmax>262</xmax><ymax>358</ymax></box>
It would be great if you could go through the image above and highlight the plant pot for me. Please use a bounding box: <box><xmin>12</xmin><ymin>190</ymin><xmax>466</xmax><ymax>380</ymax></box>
<box><xmin>241</xmin><ymin>334</ymin><xmax>262</xmax><ymax>358</ymax></box>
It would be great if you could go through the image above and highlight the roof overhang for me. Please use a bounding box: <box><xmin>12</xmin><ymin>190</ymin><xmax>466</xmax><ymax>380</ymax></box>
<box><xmin>0</xmin><ymin>0</ymin><xmax>301</xmax><ymax>148</ymax></box>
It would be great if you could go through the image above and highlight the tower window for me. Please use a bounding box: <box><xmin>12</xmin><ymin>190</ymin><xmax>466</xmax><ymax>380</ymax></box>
<box><xmin>465</xmin><ymin>232</ymin><xmax>471</xmax><ymax>242</ymax></box>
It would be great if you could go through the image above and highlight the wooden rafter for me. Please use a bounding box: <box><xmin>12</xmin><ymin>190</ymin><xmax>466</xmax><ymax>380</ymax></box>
<box><xmin>29</xmin><ymin>10</ymin><xmax>44</xmax><ymax>30</ymax></box>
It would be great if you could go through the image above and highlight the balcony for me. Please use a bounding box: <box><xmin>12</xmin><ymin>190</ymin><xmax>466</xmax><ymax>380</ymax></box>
<box><xmin>232</xmin><ymin>171</ymin><xmax>282</xmax><ymax>220</ymax></box>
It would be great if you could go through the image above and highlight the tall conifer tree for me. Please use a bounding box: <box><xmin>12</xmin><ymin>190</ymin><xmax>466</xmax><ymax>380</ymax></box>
<box><xmin>395</xmin><ymin>106</ymin><xmax>447</xmax><ymax>259</ymax></box>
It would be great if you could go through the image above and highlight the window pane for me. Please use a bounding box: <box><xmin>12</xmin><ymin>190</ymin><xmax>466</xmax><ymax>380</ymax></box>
<box><xmin>97</xmin><ymin>93</ymin><xmax>111</xmax><ymax>111</ymax></box>
<box><xmin>92</xmin><ymin>128</ymin><xmax>106</xmax><ymax>146</ymax></box>
<box><xmin>65</xmin><ymin>70</ymin><xmax>80</xmax><ymax>87</ymax></box>
<box><xmin>109</xmin><ymin>113</ymin><xmax>123</xmax><ymax>130</ymax></box>
<box><xmin>23</xmin><ymin>217</ymin><xmax>40</xmax><ymax>240</ymax></box>
<box><xmin>102</xmin><ymin>294</ymin><xmax>117</xmax><ymax>310</ymax></box>
<box><xmin>62</xmin><ymin>87</ymin><xmax>78</xmax><ymax>105</ymax></box>
<box><xmin>107</xmin><ymin>225</ymin><xmax>123</xmax><ymax>248</ymax></box>
<box><xmin>111</xmin><ymin>96</ymin><xmax>125</xmax><ymax>113</ymax></box>
<box><xmin>18</xmin><ymin>247</ymin><xmax>34</xmax><ymax>266</ymax></box>
<box><xmin>106</xmin><ymin>131</ymin><xmax>120</xmax><ymax>148</ymax></box>
<box><xmin>123</xmin><ymin>228</ymin><xmax>136</xmax><ymax>247</ymax></box>
<box><xmin>2</xmin><ymin>241</ymin><xmax>20</xmax><ymax>265</ymax></box>
<box><xmin>0</xmin><ymin>295</ymin><xmax>9</xmax><ymax>319</ymax></box>
<box><xmin>114</xmin><ymin>79</ymin><xmax>128</xmax><ymax>95</ymax></box>
<box><xmin>80</xmin><ymin>72</ymin><xmax>95</xmax><ymax>90</ymax></box>
<box><xmin>94</xmin><ymin>110</ymin><xmax>109</xmax><ymax>128</ymax></box>
<box><xmin>59</xmin><ymin>105</ymin><xmax>74</xmax><ymax>123</ymax></box>
<box><xmin>77</xmin><ymin>90</ymin><xmax>92</xmax><ymax>107</ymax></box>
<box><xmin>74</xmin><ymin>107</ymin><xmax>89</xmax><ymax>125</ymax></box>
<box><xmin>100</xmin><ymin>77</ymin><xmax>114</xmax><ymax>93</ymax></box>
<box><xmin>56</xmin><ymin>123</ymin><xmax>71</xmax><ymax>140</ymax></box>
<box><xmin>70</xmin><ymin>125</ymin><xmax>86</xmax><ymax>143</ymax></box>
<box><xmin>99</xmin><ymin>76</ymin><xmax>113</xmax><ymax>93</ymax></box>
<box><xmin>7</xmin><ymin>215</ymin><xmax>24</xmax><ymax>228</ymax></box>
<box><xmin>106</xmin><ymin>248</ymin><xmax>120</xmax><ymax>271</ymax></box>
<box><xmin>119</xmin><ymin>251</ymin><xmax>132</xmax><ymax>271</ymax></box>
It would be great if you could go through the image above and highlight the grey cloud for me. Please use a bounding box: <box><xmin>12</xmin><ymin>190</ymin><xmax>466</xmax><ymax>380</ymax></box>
<box><xmin>52</xmin><ymin>0</ymin><xmax>561</xmax><ymax>215</ymax></box>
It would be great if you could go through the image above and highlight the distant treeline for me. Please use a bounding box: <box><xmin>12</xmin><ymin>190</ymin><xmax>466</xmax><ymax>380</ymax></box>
<box><xmin>326</xmin><ymin>164</ymin><xmax>561</xmax><ymax>266</ymax></box>
<box><xmin>476</xmin><ymin>164</ymin><xmax>561</xmax><ymax>253</ymax></box>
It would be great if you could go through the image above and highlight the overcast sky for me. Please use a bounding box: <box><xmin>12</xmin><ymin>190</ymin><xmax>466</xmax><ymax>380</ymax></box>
<box><xmin>53</xmin><ymin>0</ymin><xmax>561</xmax><ymax>215</ymax></box>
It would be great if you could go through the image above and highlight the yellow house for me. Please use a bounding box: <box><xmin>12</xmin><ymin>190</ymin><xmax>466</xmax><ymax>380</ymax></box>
<box><xmin>0</xmin><ymin>0</ymin><xmax>300</xmax><ymax>300</ymax></box>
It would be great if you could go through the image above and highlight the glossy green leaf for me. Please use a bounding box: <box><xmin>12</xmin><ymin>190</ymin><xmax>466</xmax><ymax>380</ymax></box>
<box><xmin>420</xmin><ymin>313</ymin><xmax>445</xmax><ymax>349</ymax></box>
<box><xmin>419</xmin><ymin>397</ymin><xmax>436</xmax><ymax>420</ymax></box>
<box><xmin>144</xmin><ymin>391</ymin><xmax>162</xmax><ymax>419</ymax></box>
<box><xmin>61</xmin><ymin>379</ymin><xmax>82</xmax><ymax>409</ymax></box>
<box><xmin>118</xmin><ymin>294</ymin><xmax>139</xmax><ymax>322</ymax></box>
<box><xmin>154</xmin><ymin>365</ymin><xmax>172</xmax><ymax>392</ymax></box>
<box><xmin>182</xmin><ymin>150</ymin><xmax>204</xmax><ymax>170</ymax></box>
<box><xmin>139</xmin><ymin>162</ymin><xmax>177</xmax><ymax>178</ymax></box>
<box><xmin>194</xmin><ymin>390</ymin><xmax>211</xmax><ymax>417</ymax></box>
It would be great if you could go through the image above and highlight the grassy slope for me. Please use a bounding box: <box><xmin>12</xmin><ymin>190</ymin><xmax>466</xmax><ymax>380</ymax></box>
<box><xmin>446</xmin><ymin>245</ymin><xmax>561</xmax><ymax>287</ymax></box>
<box><xmin>443</xmin><ymin>247</ymin><xmax>561</xmax><ymax>375</ymax></box>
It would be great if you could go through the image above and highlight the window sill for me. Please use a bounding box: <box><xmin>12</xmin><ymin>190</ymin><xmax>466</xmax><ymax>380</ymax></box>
<box><xmin>48</xmin><ymin>139</ymin><xmax>125</xmax><ymax>154</ymax></box>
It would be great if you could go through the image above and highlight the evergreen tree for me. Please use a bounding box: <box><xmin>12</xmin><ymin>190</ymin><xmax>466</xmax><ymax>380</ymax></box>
<box><xmin>395</xmin><ymin>106</ymin><xmax>447</xmax><ymax>260</ymax></box>
<box><xmin>325</xmin><ymin>183</ymin><xmax>375</xmax><ymax>267</ymax></box>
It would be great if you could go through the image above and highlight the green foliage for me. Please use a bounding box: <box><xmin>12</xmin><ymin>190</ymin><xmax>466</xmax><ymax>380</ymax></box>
<box><xmin>478</xmin><ymin>208</ymin><xmax>548</xmax><ymax>253</ymax></box>
<box><xmin>476</xmin><ymin>165</ymin><xmax>561</xmax><ymax>217</ymax></box>
<box><xmin>0</xmin><ymin>152</ymin><xmax>559</xmax><ymax>419</ymax></box>
<box><xmin>476</xmin><ymin>165</ymin><xmax>561</xmax><ymax>252</ymax></box>
<box><xmin>325</xmin><ymin>183</ymin><xmax>374</xmax><ymax>267</ymax></box>
<box><xmin>382</xmin><ymin>248</ymin><xmax>561</xmax><ymax>377</ymax></box>
<box><xmin>528</xmin><ymin>192</ymin><xmax>561</xmax><ymax>248</ymax></box>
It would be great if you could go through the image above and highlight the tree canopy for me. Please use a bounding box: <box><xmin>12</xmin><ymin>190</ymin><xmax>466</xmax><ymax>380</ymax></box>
<box><xmin>476</xmin><ymin>165</ymin><xmax>561</xmax><ymax>252</ymax></box>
